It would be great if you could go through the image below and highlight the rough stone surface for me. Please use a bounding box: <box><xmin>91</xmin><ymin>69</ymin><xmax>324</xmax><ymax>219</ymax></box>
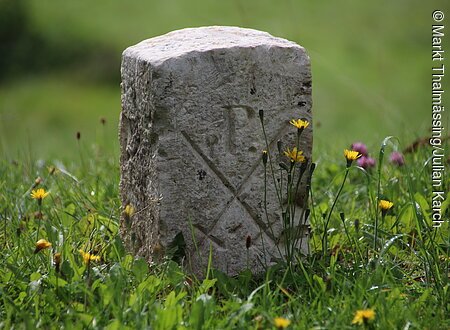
<box><xmin>119</xmin><ymin>26</ymin><xmax>312</xmax><ymax>276</ymax></box>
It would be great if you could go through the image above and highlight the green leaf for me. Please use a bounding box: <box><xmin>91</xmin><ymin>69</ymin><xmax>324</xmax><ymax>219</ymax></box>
<box><xmin>132</xmin><ymin>257</ymin><xmax>149</xmax><ymax>282</ymax></box>
<box><xmin>189</xmin><ymin>300</ymin><xmax>205</xmax><ymax>330</ymax></box>
<box><xmin>60</xmin><ymin>260</ymin><xmax>74</xmax><ymax>281</ymax></box>
<box><xmin>313</xmin><ymin>274</ymin><xmax>326</xmax><ymax>293</ymax></box>
<box><xmin>105</xmin><ymin>319</ymin><xmax>122</xmax><ymax>330</ymax></box>
<box><xmin>154</xmin><ymin>290</ymin><xmax>186</xmax><ymax>330</ymax></box>
<box><xmin>62</xmin><ymin>203</ymin><xmax>77</xmax><ymax>227</ymax></box>
<box><xmin>136</xmin><ymin>275</ymin><xmax>162</xmax><ymax>297</ymax></box>
<box><xmin>414</xmin><ymin>192</ymin><xmax>431</xmax><ymax>225</ymax></box>
<box><xmin>397</xmin><ymin>204</ymin><xmax>415</xmax><ymax>232</ymax></box>
<box><xmin>379</xmin><ymin>234</ymin><xmax>405</xmax><ymax>259</ymax></box>
<box><xmin>30</xmin><ymin>272</ymin><xmax>41</xmax><ymax>282</ymax></box>
<box><xmin>440</xmin><ymin>192</ymin><xmax>450</xmax><ymax>215</ymax></box>
<box><xmin>105</xmin><ymin>319</ymin><xmax>133</xmax><ymax>330</ymax></box>
<box><xmin>14</xmin><ymin>291</ymin><xmax>27</xmax><ymax>305</ymax></box>
<box><xmin>48</xmin><ymin>274</ymin><xmax>68</xmax><ymax>287</ymax></box>
<box><xmin>77</xmin><ymin>313</ymin><xmax>94</xmax><ymax>326</ymax></box>
<box><xmin>64</xmin><ymin>203</ymin><xmax>76</xmax><ymax>216</ymax></box>
<box><xmin>198</xmin><ymin>278</ymin><xmax>217</xmax><ymax>296</ymax></box>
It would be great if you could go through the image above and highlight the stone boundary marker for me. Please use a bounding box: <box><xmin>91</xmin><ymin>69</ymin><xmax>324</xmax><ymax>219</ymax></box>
<box><xmin>120</xmin><ymin>26</ymin><xmax>312</xmax><ymax>276</ymax></box>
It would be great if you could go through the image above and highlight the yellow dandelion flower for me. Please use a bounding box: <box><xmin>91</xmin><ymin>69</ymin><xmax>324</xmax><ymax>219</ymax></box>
<box><xmin>344</xmin><ymin>149</ymin><xmax>362</xmax><ymax>167</ymax></box>
<box><xmin>79</xmin><ymin>250</ymin><xmax>101</xmax><ymax>265</ymax></box>
<box><xmin>344</xmin><ymin>149</ymin><xmax>362</xmax><ymax>161</ymax></box>
<box><xmin>379</xmin><ymin>200</ymin><xmax>393</xmax><ymax>211</ymax></box>
<box><xmin>124</xmin><ymin>204</ymin><xmax>135</xmax><ymax>218</ymax></box>
<box><xmin>290</xmin><ymin>119</ymin><xmax>309</xmax><ymax>130</ymax></box>
<box><xmin>31</xmin><ymin>188</ymin><xmax>50</xmax><ymax>202</ymax></box>
<box><xmin>352</xmin><ymin>308</ymin><xmax>375</xmax><ymax>325</ymax></box>
<box><xmin>284</xmin><ymin>147</ymin><xmax>305</xmax><ymax>163</ymax></box>
<box><xmin>274</xmin><ymin>317</ymin><xmax>291</xmax><ymax>329</ymax></box>
<box><xmin>379</xmin><ymin>199</ymin><xmax>394</xmax><ymax>216</ymax></box>
<box><xmin>34</xmin><ymin>239</ymin><xmax>52</xmax><ymax>253</ymax></box>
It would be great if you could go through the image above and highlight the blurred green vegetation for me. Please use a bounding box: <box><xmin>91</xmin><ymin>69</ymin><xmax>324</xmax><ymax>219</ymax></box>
<box><xmin>0</xmin><ymin>0</ymin><xmax>448</xmax><ymax>159</ymax></box>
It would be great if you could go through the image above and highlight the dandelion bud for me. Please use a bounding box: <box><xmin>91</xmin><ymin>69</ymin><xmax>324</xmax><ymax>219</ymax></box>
<box><xmin>34</xmin><ymin>211</ymin><xmax>43</xmax><ymax>219</ymax></box>
<box><xmin>354</xmin><ymin>219</ymin><xmax>360</xmax><ymax>231</ymax></box>
<box><xmin>299</xmin><ymin>159</ymin><xmax>308</xmax><ymax>176</ymax></box>
<box><xmin>48</xmin><ymin>166</ymin><xmax>56</xmax><ymax>175</ymax></box>
<box><xmin>246</xmin><ymin>235</ymin><xmax>252</xmax><ymax>249</ymax></box>
<box><xmin>253</xmin><ymin>315</ymin><xmax>263</xmax><ymax>327</ymax></box>
<box><xmin>33</xmin><ymin>177</ymin><xmax>42</xmax><ymax>188</ymax></box>
<box><xmin>262</xmin><ymin>150</ymin><xmax>268</xmax><ymax>166</ymax></box>
<box><xmin>258</xmin><ymin>109</ymin><xmax>264</xmax><ymax>122</ymax></box>
<box><xmin>123</xmin><ymin>204</ymin><xmax>135</xmax><ymax>227</ymax></box>
<box><xmin>277</xmin><ymin>140</ymin><xmax>283</xmax><ymax>155</ymax></box>
<box><xmin>54</xmin><ymin>252</ymin><xmax>62</xmax><ymax>272</ymax></box>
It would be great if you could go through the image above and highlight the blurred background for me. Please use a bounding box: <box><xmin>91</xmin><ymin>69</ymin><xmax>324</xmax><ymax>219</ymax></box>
<box><xmin>0</xmin><ymin>0</ymin><xmax>448</xmax><ymax>160</ymax></box>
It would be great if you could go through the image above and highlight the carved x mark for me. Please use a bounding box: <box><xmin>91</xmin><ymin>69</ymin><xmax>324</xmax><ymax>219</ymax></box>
<box><xmin>180</xmin><ymin>121</ymin><xmax>290</xmax><ymax>247</ymax></box>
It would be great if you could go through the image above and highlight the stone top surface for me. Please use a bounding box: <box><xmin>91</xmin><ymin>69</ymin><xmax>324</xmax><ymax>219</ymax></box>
<box><xmin>123</xmin><ymin>26</ymin><xmax>303</xmax><ymax>65</ymax></box>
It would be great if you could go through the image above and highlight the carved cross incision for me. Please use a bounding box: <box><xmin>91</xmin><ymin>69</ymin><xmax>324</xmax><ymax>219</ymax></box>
<box><xmin>180</xmin><ymin>105</ymin><xmax>288</xmax><ymax>248</ymax></box>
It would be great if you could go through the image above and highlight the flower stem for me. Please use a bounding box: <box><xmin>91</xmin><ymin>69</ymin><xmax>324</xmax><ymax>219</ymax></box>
<box><xmin>322</xmin><ymin>168</ymin><xmax>349</xmax><ymax>256</ymax></box>
<box><xmin>36</xmin><ymin>204</ymin><xmax>42</xmax><ymax>241</ymax></box>
<box><xmin>260</xmin><ymin>119</ymin><xmax>282</xmax><ymax>205</ymax></box>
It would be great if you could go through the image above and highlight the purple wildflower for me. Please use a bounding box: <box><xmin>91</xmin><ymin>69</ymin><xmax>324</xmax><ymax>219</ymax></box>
<box><xmin>389</xmin><ymin>151</ymin><xmax>405</xmax><ymax>166</ymax></box>
<box><xmin>357</xmin><ymin>156</ymin><xmax>376</xmax><ymax>169</ymax></box>
<box><xmin>351</xmin><ymin>142</ymin><xmax>368</xmax><ymax>157</ymax></box>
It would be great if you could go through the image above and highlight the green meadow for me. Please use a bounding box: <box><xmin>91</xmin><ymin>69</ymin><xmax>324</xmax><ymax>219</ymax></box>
<box><xmin>1</xmin><ymin>0</ymin><xmax>447</xmax><ymax>157</ymax></box>
<box><xmin>0</xmin><ymin>0</ymin><xmax>449</xmax><ymax>328</ymax></box>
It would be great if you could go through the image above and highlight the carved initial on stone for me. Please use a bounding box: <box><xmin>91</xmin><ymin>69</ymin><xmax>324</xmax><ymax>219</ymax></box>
<box><xmin>223</xmin><ymin>105</ymin><xmax>255</xmax><ymax>155</ymax></box>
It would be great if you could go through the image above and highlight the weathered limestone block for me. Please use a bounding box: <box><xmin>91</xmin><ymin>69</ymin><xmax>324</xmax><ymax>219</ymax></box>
<box><xmin>120</xmin><ymin>26</ymin><xmax>312</xmax><ymax>276</ymax></box>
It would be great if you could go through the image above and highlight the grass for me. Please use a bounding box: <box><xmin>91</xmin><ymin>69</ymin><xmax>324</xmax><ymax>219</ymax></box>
<box><xmin>1</xmin><ymin>0</ymin><xmax>448</xmax><ymax>328</ymax></box>
<box><xmin>0</xmin><ymin>131</ymin><xmax>448</xmax><ymax>329</ymax></box>
<box><xmin>1</xmin><ymin>0</ymin><xmax>446</xmax><ymax>157</ymax></box>
<box><xmin>0</xmin><ymin>75</ymin><xmax>120</xmax><ymax>159</ymax></box>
